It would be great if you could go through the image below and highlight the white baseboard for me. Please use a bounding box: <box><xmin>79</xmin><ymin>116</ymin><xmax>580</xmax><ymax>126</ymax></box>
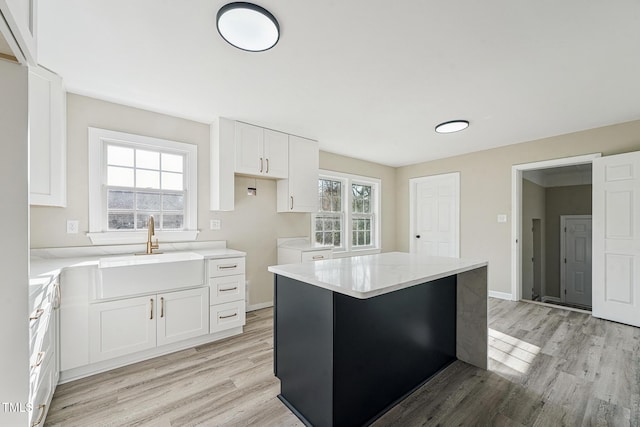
<box><xmin>542</xmin><ymin>296</ymin><xmax>561</xmax><ymax>303</ymax></box>
<box><xmin>488</xmin><ymin>290</ymin><xmax>513</xmax><ymax>301</ymax></box>
<box><xmin>247</xmin><ymin>301</ymin><xmax>273</xmax><ymax>312</ymax></box>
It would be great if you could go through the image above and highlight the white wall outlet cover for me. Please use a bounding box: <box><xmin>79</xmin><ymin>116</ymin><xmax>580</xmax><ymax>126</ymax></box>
<box><xmin>210</xmin><ymin>219</ymin><xmax>221</xmax><ymax>230</ymax></box>
<box><xmin>497</xmin><ymin>214</ymin><xmax>508</xmax><ymax>223</ymax></box>
<box><xmin>67</xmin><ymin>220</ymin><xmax>79</xmax><ymax>234</ymax></box>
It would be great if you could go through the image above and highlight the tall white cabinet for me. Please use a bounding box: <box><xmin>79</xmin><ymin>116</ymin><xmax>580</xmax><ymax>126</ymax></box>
<box><xmin>29</xmin><ymin>65</ymin><xmax>66</xmax><ymax>207</ymax></box>
<box><xmin>277</xmin><ymin>135</ymin><xmax>319</xmax><ymax>212</ymax></box>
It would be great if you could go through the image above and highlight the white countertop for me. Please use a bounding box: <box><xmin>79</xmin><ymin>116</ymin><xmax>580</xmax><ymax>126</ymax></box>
<box><xmin>268</xmin><ymin>252</ymin><xmax>487</xmax><ymax>299</ymax></box>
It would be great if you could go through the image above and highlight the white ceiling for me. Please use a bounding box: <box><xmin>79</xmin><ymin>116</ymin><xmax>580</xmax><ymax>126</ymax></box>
<box><xmin>37</xmin><ymin>0</ymin><xmax>640</xmax><ymax>167</ymax></box>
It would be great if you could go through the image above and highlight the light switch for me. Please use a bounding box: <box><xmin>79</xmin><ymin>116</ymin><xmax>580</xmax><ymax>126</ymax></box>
<box><xmin>67</xmin><ymin>220</ymin><xmax>79</xmax><ymax>234</ymax></box>
<box><xmin>497</xmin><ymin>214</ymin><xmax>507</xmax><ymax>223</ymax></box>
<box><xmin>210</xmin><ymin>219</ymin><xmax>221</xmax><ymax>230</ymax></box>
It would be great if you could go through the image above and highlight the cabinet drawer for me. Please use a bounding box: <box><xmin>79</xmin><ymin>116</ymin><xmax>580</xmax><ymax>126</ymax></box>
<box><xmin>29</xmin><ymin>352</ymin><xmax>54</xmax><ymax>427</ymax></box>
<box><xmin>210</xmin><ymin>275</ymin><xmax>245</xmax><ymax>305</ymax></box>
<box><xmin>210</xmin><ymin>301</ymin><xmax>246</xmax><ymax>333</ymax></box>
<box><xmin>208</xmin><ymin>257</ymin><xmax>245</xmax><ymax>278</ymax></box>
<box><xmin>301</xmin><ymin>249</ymin><xmax>333</xmax><ymax>263</ymax></box>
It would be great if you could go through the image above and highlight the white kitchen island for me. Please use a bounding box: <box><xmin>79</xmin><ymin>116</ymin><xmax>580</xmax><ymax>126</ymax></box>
<box><xmin>268</xmin><ymin>252</ymin><xmax>488</xmax><ymax>427</ymax></box>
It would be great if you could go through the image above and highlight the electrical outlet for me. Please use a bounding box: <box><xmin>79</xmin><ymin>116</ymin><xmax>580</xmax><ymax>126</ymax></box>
<box><xmin>210</xmin><ymin>219</ymin><xmax>221</xmax><ymax>230</ymax></box>
<box><xmin>497</xmin><ymin>214</ymin><xmax>507</xmax><ymax>223</ymax></box>
<box><xmin>67</xmin><ymin>220</ymin><xmax>79</xmax><ymax>234</ymax></box>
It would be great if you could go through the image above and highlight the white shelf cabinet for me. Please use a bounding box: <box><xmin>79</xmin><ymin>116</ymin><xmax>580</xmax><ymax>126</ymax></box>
<box><xmin>0</xmin><ymin>0</ymin><xmax>37</xmax><ymax>64</ymax></box>
<box><xmin>235</xmin><ymin>121</ymin><xmax>288</xmax><ymax>179</ymax></box>
<box><xmin>29</xmin><ymin>65</ymin><xmax>66</xmax><ymax>207</ymax></box>
<box><xmin>89</xmin><ymin>288</ymin><xmax>209</xmax><ymax>363</ymax></box>
<box><xmin>277</xmin><ymin>135</ymin><xmax>319</xmax><ymax>212</ymax></box>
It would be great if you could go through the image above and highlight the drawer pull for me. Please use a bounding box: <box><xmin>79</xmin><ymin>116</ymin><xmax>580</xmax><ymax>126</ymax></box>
<box><xmin>312</xmin><ymin>255</ymin><xmax>325</xmax><ymax>260</ymax></box>
<box><xmin>266</xmin><ymin>158</ymin><xmax>269</xmax><ymax>173</ymax></box>
<box><xmin>31</xmin><ymin>404</ymin><xmax>46</xmax><ymax>427</ymax></box>
<box><xmin>219</xmin><ymin>312</ymin><xmax>238</xmax><ymax>319</ymax></box>
<box><xmin>218</xmin><ymin>264</ymin><xmax>238</xmax><ymax>270</ymax></box>
<box><xmin>32</xmin><ymin>351</ymin><xmax>45</xmax><ymax>368</ymax></box>
<box><xmin>260</xmin><ymin>157</ymin><xmax>263</xmax><ymax>173</ymax></box>
<box><xmin>219</xmin><ymin>286</ymin><xmax>238</xmax><ymax>292</ymax></box>
<box><xmin>29</xmin><ymin>308</ymin><xmax>44</xmax><ymax>321</ymax></box>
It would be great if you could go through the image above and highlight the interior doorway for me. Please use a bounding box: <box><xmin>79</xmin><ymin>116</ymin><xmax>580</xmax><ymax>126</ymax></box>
<box><xmin>511</xmin><ymin>153</ymin><xmax>600</xmax><ymax>304</ymax></box>
<box><xmin>560</xmin><ymin>215</ymin><xmax>593</xmax><ymax>309</ymax></box>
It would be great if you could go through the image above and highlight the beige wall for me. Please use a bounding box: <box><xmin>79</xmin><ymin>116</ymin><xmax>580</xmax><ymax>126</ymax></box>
<box><xmin>30</xmin><ymin>94</ymin><xmax>396</xmax><ymax>307</ymax></box>
<box><xmin>396</xmin><ymin>119</ymin><xmax>640</xmax><ymax>295</ymax></box>
<box><xmin>544</xmin><ymin>184</ymin><xmax>592</xmax><ymax>298</ymax></box>
<box><xmin>522</xmin><ymin>179</ymin><xmax>546</xmax><ymax>300</ymax></box>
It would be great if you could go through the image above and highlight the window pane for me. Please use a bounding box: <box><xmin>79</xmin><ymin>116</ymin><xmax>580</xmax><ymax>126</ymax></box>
<box><xmin>334</xmin><ymin>219</ymin><xmax>341</xmax><ymax>231</ymax></box>
<box><xmin>358</xmin><ymin>232</ymin><xmax>364</xmax><ymax>246</ymax></box>
<box><xmin>162</xmin><ymin>214</ymin><xmax>184</xmax><ymax>229</ymax></box>
<box><xmin>107</xmin><ymin>145</ymin><xmax>134</xmax><ymax>167</ymax></box>
<box><xmin>365</xmin><ymin>232</ymin><xmax>371</xmax><ymax>245</ymax></box>
<box><xmin>315</xmin><ymin>232</ymin><xmax>323</xmax><ymax>245</ymax></box>
<box><xmin>162</xmin><ymin>172</ymin><xmax>183</xmax><ymax>191</ymax></box>
<box><xmin>315</xmin><ymin>218</ymin><xmax>323</xmax><ymax>231</ymax></box>
<box><xmin>108</xmin><ymin>213</ymin><xmax>134</xmax><ymax>230</ymax></box>
<box><xmin>107</xmin><ymin>166</ymin><xmax>134</xmax><ymax>187</ymax></box>
<box><xmin>137</xmin><ymin>213</ymin><xmax>160</xmax><ymax>229</ymax></box>
<box><xmin>162</xmin><ymin>153</ymin><xmax>183</xmax><ymax>172</ymax></box>
<box><xmin>107</xmin><ymin>190</ymin><xmax>134</xmax><ymax>210</ymax></box>
<box><xmin>137</xmin><ymin>192</ymin><xmax>161</xmax><ymax>210</ymax></box>
<box><xmin>324</xmin><ymin>232</ymin><xmax>333</xmax><ymax>245</ymax></box>
<box><xmin>136</xmin><ymin>149</ymin><xmax>160</xmax><ymax>170</ymax></box>
<box><xmin>333</xmin><ymin>232</ymin><xmax>341</xmax><ymax>247</ymax></box>
<box><xmin>163</xmin><ymin>194</ymin><xmax>184</xmax><ymax>211</ymax></box>
<box><xmin>136</xmin><ymin>170</ymin><xmax>160</xmax><ymax>189</ymax></box>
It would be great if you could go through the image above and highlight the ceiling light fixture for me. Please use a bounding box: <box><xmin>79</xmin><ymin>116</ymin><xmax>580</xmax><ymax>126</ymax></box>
<box><xmin>435</xmin><ymin>120</ymin><xmax>469</xmax><ymax>134</ymax></box>
<box><xmin>216</xmin><ymin>2</ymin><xmax>280</xmax><ymax>52</ymax></box>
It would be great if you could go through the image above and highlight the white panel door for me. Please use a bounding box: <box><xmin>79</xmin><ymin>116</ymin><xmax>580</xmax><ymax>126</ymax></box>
<box><xmin>593</xmin><ymin>153</ymin><xmax>640</xmax><ymax>327</ymax></box>
<box><xmin>234</xmin><ymin>121</ymin><xmax>264</xmax><ymax>175</ymax></box>
<box><xmin>89</xmin><ymin>296</ymin><xmax>156</xmax><ymax>362</ymax></box>
<box><xmin>157</xmin><ymin>288</ymin><xmax>209</xmax><ymax>347</ymax></box>
<box><xmin>263</xmin><ymin>129</ymin><xmax>289</xmax><ymax>178</ymax></box>
<box><xmin>411</xmin><ymin>173</ymin><xmax>460</xmax><ymax>257</ymax></box>
<box><xmin>563</xmin><ymin>216</ymin><xmax>592</xmax><ymax>307</ymax></box>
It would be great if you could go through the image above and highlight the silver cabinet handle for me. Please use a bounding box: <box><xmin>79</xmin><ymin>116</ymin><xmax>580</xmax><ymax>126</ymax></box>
<box><xmin>150</xmin><ymin>299</ymin><xmax>154</xmax><ymax>320</ymax></box>
<box><xmin>290</xmin><ymin>196</ymin><xmax>293</xmax><ymax>210</ymax></box>
<box><xmin>266</xmin><ymin>158</ymin><xmax>269</xmax><ymax>173</ymax></box>
<box><xmin>312</xmin><ymin>255</ymin><xmax>325</xmax><ymax>260</ymax></box>
<box><xmin>219</xmin><ymin>313</ymin><xmax>238</xmax><ymax>319</ymax></box>
<box><xmin>31</xmin><ymin>404</ymin><xmax>46</xmax><ymax>427</ymax></box>
<box><xmin>53</xmin><ymin>281</ymin><xmax>61</xmax><ymax>309</ymax></box>
<box><xmin>218</xmin><ymin>264</ymin><xmax>238</xmax><ymax>270</ymax></box>
<box><xmin>160</xmin><ymin>297</ymin><xmax>164</xmax><ymax>318</ymax></box>
<box><xmin>29</xmin><ymin>308</ymin><xmax>44</xmax><ymax>321</ymax></box>
<box><xmin>219</xmin><ymin>286</ymin><xmax>238</xmax><ymax>292</ymax></box>
<box><xmin>260</xmin><ymin>157</ymin><xmax>263</xmax><ymax>173</ymax></box>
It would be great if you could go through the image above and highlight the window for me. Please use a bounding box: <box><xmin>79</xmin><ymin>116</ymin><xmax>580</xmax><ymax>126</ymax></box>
<box><xmin>313</xmin><ymin>171</ymin><xmax>381</xmax><ymax>255</ymax></box>
<box><xmin>88</xmin><ymin>128</ymin><xmax>198</xmax><ymax>244</ymax></box>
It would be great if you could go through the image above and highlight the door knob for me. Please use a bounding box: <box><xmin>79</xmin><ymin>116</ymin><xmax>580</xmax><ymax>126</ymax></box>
<box><xmin>416</xmin><ymin>235</ymin><xmax>421</xmax><ymax>238</ymax></box>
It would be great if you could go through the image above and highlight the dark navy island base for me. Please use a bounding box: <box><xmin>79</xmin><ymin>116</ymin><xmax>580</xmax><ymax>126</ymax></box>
<box><xmin>274</xmin><ymin>274</ymin><xmax>457</xmax><ymax>427</ymax></box>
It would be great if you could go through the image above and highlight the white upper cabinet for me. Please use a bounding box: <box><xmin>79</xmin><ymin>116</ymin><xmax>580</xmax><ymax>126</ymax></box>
<box><xmin>234</xmin><ymin>121</ymin><xmax>288</xmax><ymax>179</ymax></box>
<box><xmin>29</xmin><ymin>65</ymin><xmax>66</xmax><ymax>207</ymax></box>
<box><xmin>0</xmin><ymin>0</ymin><xmax>37</xmax><ymax>64</ymax></box>
<box><xmin>277</xmin><ymin>136</ymin><xmax>319</xmax><ymax>213</ymax></box>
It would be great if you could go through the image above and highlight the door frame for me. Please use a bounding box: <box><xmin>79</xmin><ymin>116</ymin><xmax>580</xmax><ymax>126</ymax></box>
<box><xmin>409</xmin><ymin>172</ymin><xmax>460</xmax><ymax>256</ymax></box>
<box><xmin>560</xmin><ymin>215</ymin><xmax>592</xmax><ymax>303</ymax></box>
<box><xmin>511</xmin><ymin>153</ymin><xmax>600</xmax><ymax>301</ymax></box>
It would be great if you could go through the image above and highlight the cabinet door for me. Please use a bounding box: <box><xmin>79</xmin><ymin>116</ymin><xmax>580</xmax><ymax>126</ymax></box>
<box><xmin>157</xmin><ymin>288</ymin><xmax>209</xmax><ymax>347</ymax></box>
<box><xmin>277</xmin><ymin>135</ymin><xmax>318</xmax><ymax>212</ymax></box>
<box><xmin>263</xmin><ymin>129</ymin><xmax>289</xmax><ymax>178</ymax></box>
<box><xmin>0</xmin><ymin>0</ymin><xmax>37</xmax><ymax>63</ymax></box>
<box><xmin>29</xmin><ymin>66</ymin><xmax>66</xmax><ymax>207</ymax></box>
<box><xmin>235</xmin><ymin>121</ymin><xmax>264</xmax><ymax>175</ymax></box>
<box><xmin>89</xmin><ymin>296</ymin><xmax>156</xmax><ymax>363</ymax></box>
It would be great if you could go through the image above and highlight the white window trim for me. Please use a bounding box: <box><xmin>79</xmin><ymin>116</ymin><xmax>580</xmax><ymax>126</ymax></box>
<box><xmin>87</xmin><ymin>127</ymin><xmax>199</xmax><ymax>245</ymax></box>
<box><xmin>313</xmin><ymin>170</ymin><xmax>381</xmax><ymax>257</ymax></box>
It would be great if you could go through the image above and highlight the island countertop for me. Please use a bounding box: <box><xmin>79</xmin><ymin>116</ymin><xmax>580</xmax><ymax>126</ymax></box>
<box><xmin>268</xmin><ymin>251</ymin><xmax>487</xmax><ymax>299</ymax></box>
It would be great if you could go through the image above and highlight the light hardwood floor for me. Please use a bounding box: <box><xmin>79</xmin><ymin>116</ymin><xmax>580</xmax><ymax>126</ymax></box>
<box><xmin>46</xmin><ymin>299</ymin><xmax>640</xmax><ymax>426</ymax></box>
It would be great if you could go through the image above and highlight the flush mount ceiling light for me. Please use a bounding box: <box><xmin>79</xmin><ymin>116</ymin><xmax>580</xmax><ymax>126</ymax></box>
<box><xmin>216</xmin><ymin>2</ymin><xmax>280</xmax><ymax>52</ymax></box>
<box><xmin>435</xmin><ymin>120</ymin><xmax>470</xmax><ymax>134</ymax></box>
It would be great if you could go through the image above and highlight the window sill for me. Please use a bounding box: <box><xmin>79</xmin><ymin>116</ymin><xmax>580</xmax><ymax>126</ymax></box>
<box><xmin>87</xmin><ymin>230</ymin><xmax>199</xmax><ymax>245</ymax></box>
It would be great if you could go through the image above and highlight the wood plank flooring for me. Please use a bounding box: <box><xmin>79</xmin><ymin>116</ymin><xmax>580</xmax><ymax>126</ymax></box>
<box><xmin>46</xmin><ymin>299</ymin><xmax>640</xmax><ymax>426</ymax></box>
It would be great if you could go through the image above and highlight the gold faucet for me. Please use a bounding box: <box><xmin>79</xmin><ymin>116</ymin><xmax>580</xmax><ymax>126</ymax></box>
<box><xmin>146</xmin><ymin>215</ymin><xmax>160</xmax><ymax>254</ymax></box>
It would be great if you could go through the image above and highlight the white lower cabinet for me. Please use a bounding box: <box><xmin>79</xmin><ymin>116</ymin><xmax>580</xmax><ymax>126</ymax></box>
<box><xmin>208</xmin><ymin>257</ymin><xmax>246</xmax><ymax>333</ymax></box>
<box><xmin>89</xmin><ymin>288</ymin><xmax>209</xmax><ymax>363</ymax></box>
